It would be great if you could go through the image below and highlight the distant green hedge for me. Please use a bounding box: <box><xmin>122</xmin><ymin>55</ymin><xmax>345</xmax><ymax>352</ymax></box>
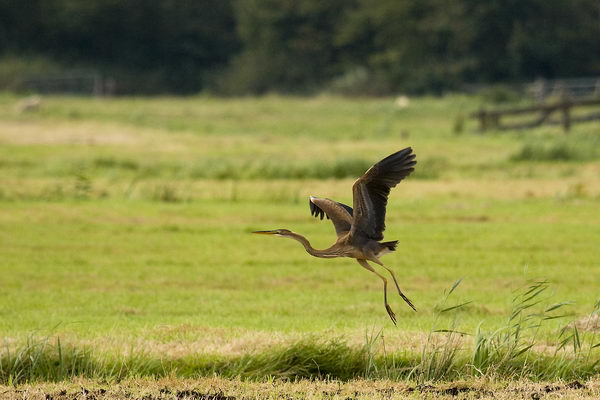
<box><xmin>1</xmin><ymin>0</ymin><xmax>599</xmax><ymax>94</ymax></box>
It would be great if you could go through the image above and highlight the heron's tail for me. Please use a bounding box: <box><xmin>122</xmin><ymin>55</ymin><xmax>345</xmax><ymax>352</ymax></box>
<box><xmin>381</xmin><ymin>241</ymin><xmax>398</xmax><ymax>252</ymax></box>
<box><xmin>377</xmin><ymin>241</ymin><xmax>398</xmax><ymax>257</ymax></box>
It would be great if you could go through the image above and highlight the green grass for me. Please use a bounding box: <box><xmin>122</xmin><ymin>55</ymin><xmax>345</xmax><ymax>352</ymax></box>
<box><xmin>1</xmin><ymin>281</ymin><xmax>598</xmax><ymax>384</ymax></box>
<box><xmin>0</xmin><ymin>93</ymin><xmax>599</xmax><ymax>385</ymax></box>
<box><xmin>2</xmin><ymin>92</ymin><xmax>598</xmax><ymax>185</ymax></box>
<box><xmin>1</xmin><ymin>197</ymin><xmax>599</xmax><ymax>339</ymax></box>
<box><xmin>512</xmin><ymin>131</ymin><xmax>600</xmax><ymax>162</ymax></box>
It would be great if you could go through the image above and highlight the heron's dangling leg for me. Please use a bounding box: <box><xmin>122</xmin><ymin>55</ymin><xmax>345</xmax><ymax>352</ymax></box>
<box><xmin>371</xmin><ymin>258</ymin><xmax>416</xmax><ymax>312</ymax></box>
<box><xmin>357</xmin><ymin>259</ymin><xmax>396</xmax><ymax>325</ymax></box>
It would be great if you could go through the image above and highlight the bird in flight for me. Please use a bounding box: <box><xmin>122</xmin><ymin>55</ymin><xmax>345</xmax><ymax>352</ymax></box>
<box><xmin>253</xmin><ymin>148</ymin><xmax>417</xmax><ymax>324</ymax></box>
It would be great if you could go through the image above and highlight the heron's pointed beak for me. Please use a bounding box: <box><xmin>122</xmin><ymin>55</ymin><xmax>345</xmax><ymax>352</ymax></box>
<box><xmin>252</xmin><ymin>230</ymin><xmax>278</xmax><ymax>235</ymax></box>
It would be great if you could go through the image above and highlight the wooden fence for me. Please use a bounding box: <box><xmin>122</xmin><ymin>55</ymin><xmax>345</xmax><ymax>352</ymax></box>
<box><xmin>462</xmin><ymin>77</ymin><xmax>600</xmax><ymax>102</ymax></box>
<box><xmin>528</xmin><ymin>77</ymin><xmax>600</xmax><ymax>102</ymax></box>
<box><xmin>20</xmin><ymin>72</ymin><xmax>116</xmax><ymax>96</ymax></box>
<box><xmin>470</xmin><ymin>98</ymin><xmax>600</xmax><ymax>133</ymax></box>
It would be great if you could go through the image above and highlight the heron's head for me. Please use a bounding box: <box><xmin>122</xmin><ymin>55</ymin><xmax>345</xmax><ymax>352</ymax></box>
<box><xmin>252</xmin><ymin>229</ymin><xmax>293</xmax><ymax>237</ymax></box>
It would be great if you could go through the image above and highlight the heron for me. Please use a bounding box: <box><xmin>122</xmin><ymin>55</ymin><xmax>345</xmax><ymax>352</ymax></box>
<box><xmin>253</xmin><ymin>147</ymin><xmax>417</xmax><ymax>325</ymax></box>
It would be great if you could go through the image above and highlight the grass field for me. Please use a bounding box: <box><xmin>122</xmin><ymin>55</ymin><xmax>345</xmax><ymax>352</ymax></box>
<box><xmin>0</xmin><ymin>93</ymin><xmax>599</xmax><ymax>396</ymax></box>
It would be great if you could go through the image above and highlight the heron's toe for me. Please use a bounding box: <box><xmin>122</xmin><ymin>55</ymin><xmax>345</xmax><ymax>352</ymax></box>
<box><xmin>403</xmin><ymin>296</ymin><xmax>417</xmax><ymax>312</ymax></box>
<box><xmin>385</xmin><ymin>304</ymin><xmax>397</xmax><ymax>325</ymax></box>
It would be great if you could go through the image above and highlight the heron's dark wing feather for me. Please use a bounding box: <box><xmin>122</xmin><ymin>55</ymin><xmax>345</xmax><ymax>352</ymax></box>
<box><xmin>351</xmin><ymin>147</ymin><xmax>416</xmax><ymax>241</ymax></box>
<box><xmin>309</xmin><ymin>197</ymin><xmax>353</xmax><ymax>237</ymax></box>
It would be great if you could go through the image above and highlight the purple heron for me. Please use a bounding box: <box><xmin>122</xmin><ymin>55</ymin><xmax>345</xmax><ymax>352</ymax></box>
<box><xmin>253</xmin><ymin>147</ymin><xmax>417</xmax><ymax>325</ymax></box>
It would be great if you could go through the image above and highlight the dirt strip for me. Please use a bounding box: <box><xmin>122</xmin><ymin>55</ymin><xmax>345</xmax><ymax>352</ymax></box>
<box><xmin>1</xmin><ymin>377</ymin><xmax>598</xmax><ymax>400</ymax></box>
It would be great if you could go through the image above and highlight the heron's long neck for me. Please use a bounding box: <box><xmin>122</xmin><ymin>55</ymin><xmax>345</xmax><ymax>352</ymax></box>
<box><xmin>287</xmin><ymin>232</ymin><xmax>338</xmax><ymax>258</ymax></box>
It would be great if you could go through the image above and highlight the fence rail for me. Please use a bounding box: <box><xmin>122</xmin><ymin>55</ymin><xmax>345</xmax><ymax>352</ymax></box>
<box><xmin>20</xmin><ymin>72</ymin><xmax>116</xmax><ymax>96</ymax></box>
<box><xmin>470</xmin><ymin>97</ymin><xmax>600</xmax><ymax>133</ymax></box>
<box><xmin>527</xmin><ymin>77</ymin><xmax>600</xmax><ymax>102</ymax></box>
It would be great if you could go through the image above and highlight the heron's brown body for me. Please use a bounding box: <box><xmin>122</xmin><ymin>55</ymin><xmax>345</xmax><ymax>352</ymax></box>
<box><xmin>253</xmin><ymin>147</ymin><xmax>417</xmax><ymax>324</ymax></box>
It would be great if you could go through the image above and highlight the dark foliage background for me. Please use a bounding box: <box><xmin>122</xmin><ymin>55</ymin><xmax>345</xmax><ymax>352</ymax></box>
<box><xmin>0</xmin><ymin>0</ymin><xmax>598</xmax><ymax>94</ymax></box>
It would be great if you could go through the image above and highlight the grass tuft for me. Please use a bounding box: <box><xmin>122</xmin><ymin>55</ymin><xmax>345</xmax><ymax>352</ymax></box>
<box><xmin>0</xmin><ymin>336</ymin><xmax>169</xmax><ymax>385</ymax></box>
<box><xmin>216</xmin><ymin>337</ymin><xmax>367</xmax><ymax>380</ymax></box>
<box><xmin>511</xmin><ymin>132</ymin><xmax>600</xmax><ymax>162</ymax></box>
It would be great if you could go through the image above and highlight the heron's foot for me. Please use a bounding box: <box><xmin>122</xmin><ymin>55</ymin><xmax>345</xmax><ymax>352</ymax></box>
<box><xmin>399</xmin><ymin>292</ymin><xmax>417</xmax><ymax>312</ymax></box>
<box><xmin>385</xmin><ymin>304</ymin><xmax>397</xmax><ymax>325</ymax></box>
<box><xmin>391</xmin><ymin>283</ymin><xmax>417</xmax><ymax>312</ymax></box>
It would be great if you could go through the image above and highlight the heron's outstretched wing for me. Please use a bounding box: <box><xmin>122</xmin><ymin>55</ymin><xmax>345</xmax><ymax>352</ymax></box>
<box><xmin>309</xmin><ymin>196</ymin><xmax>353</xmax><ymax>237</ymax></box>
<box><xmin>351</xmin><ymin>147</ymin><xmax>416</xmax><ymax>241</ymax></box>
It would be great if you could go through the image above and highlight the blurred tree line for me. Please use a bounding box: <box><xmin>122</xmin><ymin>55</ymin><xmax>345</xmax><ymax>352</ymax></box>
<box><xmin>0</xmin><ymin>0</ymin><xmax>598</xmax><ymax>94</ymax></box>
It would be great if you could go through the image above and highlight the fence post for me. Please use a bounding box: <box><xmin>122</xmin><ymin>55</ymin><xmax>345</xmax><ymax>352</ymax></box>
<box><xmin>560</xmin><ymin>101</ymin><xmax>571</xmax><ymax>133</ymax></box>
<box><xmin>476</xmin><ymin>108</ymin><xmax>487</xmax><ymax>133</ymax></box>
<box><xmin>531</xmin><ymin>78</ymin><xmax>546</xmax><ymax>103</ymax></box>
<box><xmin>93</xmin><ymin>74</ymin><xmax>103</xmax><ymax>97</ymax></box>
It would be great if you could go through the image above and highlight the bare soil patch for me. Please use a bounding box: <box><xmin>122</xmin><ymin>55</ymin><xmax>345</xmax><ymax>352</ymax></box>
<box><xmin>3</xmin><ymin>378</ymin><xmax>598</xmax><ymax>400</ymax></box>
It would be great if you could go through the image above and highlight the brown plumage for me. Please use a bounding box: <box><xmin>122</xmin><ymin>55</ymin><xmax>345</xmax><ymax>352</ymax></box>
<box><xmin>253</xmin><ymin>147</ymin><xmax>417</xmax><ymax>325</ymax></box>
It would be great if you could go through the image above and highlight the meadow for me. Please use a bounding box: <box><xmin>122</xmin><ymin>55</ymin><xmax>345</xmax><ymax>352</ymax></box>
<box><xmin>0</xmin><ymin>93</ymin><xmax>599</xmax><ymax>397</ymax></box>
